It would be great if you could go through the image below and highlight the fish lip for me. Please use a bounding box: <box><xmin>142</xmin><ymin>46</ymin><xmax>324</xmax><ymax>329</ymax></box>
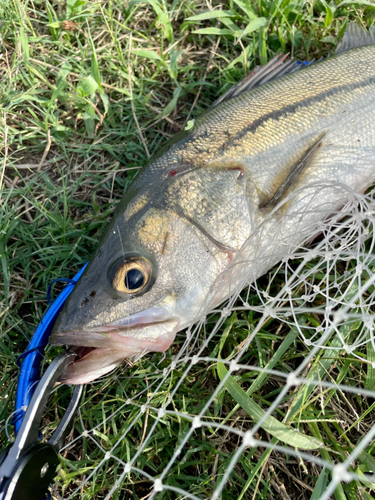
<box><xmin>49</xmin><ymin>306</ymin><xmax>174</xmax><ymax>347</ymax></box>
<box><xmin>50</xmin><ymin>319</ymin><xmax>177</xmax><ymax>348</ymax></box>
<box><xmin>50</xmin><ymin>309</ymin><xmax>181</xmax><ymax>385</ymax></box>
<box><xmin>108</xmin><ymin>306</ymin><xmax>173</xmax><ymax>328</ymax></box>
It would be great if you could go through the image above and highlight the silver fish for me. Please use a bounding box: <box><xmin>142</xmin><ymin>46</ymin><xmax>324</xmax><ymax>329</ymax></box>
<box><xmin>50</xmin><ymin>23</ymin><xmax>375</xmax><ymax>384</ymax></box>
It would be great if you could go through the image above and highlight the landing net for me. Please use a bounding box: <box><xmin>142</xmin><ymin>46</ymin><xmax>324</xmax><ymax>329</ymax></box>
<box><xmin>33</xmin><ymin>185</ymin><xmax>375</xmax><ymax>499</ymax></box>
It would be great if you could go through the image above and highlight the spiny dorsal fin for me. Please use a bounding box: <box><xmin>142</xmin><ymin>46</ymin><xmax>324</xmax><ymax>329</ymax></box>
<box><xmin>336</xmin><ymin>22</ymin><xmax>375</xmax><ymax>55</ymax></box>
<box><xmin>212</xmin><ymin>54</ymin><xmax>315</xmax><ymax>108</ymax></box>
<box><xmin>213</xmin><ymin>22</ymin><xmax>375</xmax><ymax>107</ymax></box>
<box><xmin>260</xmin><ymin>131</ymin><xmax>327</xmax><ymax>210</ymax></box>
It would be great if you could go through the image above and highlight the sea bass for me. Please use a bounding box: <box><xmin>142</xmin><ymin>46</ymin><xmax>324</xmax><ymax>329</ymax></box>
<box><xmin>50</xmin><ymin>24</ymin><xmax>375</xmax><ymax>384</ymax></box>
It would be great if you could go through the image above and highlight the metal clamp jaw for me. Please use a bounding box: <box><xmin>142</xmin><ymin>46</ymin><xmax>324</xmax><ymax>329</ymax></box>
<box><xmin>0</xmin><ymin>353</ymin><xmax>83</xmax><ymax>500</ymax></box>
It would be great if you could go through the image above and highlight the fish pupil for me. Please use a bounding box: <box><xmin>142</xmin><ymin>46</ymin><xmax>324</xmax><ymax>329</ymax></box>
<box><xmin>125</xmin><ymin>268</ymin><xmax>144</xmax><ymax>290</ymax></box>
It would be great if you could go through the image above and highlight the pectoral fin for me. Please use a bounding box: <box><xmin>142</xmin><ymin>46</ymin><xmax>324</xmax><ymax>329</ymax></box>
<box><xmin>259</xmin><ymin>130</ymin><xmax>327</xmax><ymax>210</ymax></box>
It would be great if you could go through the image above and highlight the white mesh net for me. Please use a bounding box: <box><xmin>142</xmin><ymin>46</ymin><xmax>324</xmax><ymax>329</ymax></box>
<box><xmin>38</xmin><ymin>184</ymin><xmax>375</xmax><ymax>499</ymax></box>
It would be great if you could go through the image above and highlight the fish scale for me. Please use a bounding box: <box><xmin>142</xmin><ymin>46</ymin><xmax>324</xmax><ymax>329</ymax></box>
<box><xmin>49</xmin><ymin>24</ymin><xmax>375</xmax><ymax>385</ymax></box>
<box><xmin>167</xmin><ymin>168</ymin><xmax>251</xmax><ymax>251</ymax></box>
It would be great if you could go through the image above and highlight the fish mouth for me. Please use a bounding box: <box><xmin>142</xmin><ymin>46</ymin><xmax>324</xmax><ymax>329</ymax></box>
<box><xmin>49</xmin><ymin>307</ymin><xmax>180</xmax><ymax>385</ymax></box>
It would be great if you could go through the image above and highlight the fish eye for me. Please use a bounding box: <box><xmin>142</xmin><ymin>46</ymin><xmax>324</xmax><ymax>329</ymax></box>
<box><xmin>112</xmin><ymin>257</ymin><xmax>152</xmax><ymax>294</ymax></box>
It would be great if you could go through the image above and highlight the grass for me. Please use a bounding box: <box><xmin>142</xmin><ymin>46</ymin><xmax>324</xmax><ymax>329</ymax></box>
<box><xmin>2</xmin><ymin>0</ymin><xmax>375</xmax><ymax>499</ymax></box>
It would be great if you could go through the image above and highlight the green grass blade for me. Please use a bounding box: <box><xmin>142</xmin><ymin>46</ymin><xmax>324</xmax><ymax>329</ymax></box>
<box><xmin>232</xmin><ymin>0</ymin><xmax>258</xmax><ymax>19</ymax></box>
<box><xmin>338</xmin><ymin>0</ymin><xmax>375</xmax><ymax>8</ymax></box>
<box><xmin>288</xmin><ymin>314</ymin><xmax>361</xmax><ymax>421</ymax></box>
<box><xmin>247</xmin><ymin>328</ymin><xmax>297</xmax><ymax>396</ymax></box>
<box><xmin>238</xmin><ymin>442</ymin><xmax>275</xmax><ymax>500</ymax></box>
<box><xmin>258</xmin><ymin>26</ymin><xmax>267</xmax><ymax>65</ymax></box>
<box><xmin>212</xmin><ymin>326</ymin><xmax>297</xmax><ymax>431</ymax></box>
<box><xmin>78</xmin><ymin>76</ymin><xmax>99</xmax><ymax>97</ymax></box>
<box><xmin>240</xmin><ymin>17</ymin><xmax>268</xmax><ymax>40</ymax></box>
<box><xmin>192</xmin><ymin>27</ymin><xmax>234</xmax><ymax>35</ymax></box>
<box><xmin>19</xmin><ymin>27</ymin><xmax>30</xmax><ymax>61</ymax></box>
<box><xmin>311</xmin><ymin>468</ymin><xmax>329</xmax><ymax>500</ymax></box>
<box><xmin>217</xmin><ymin>362</ymin><xmax>322</xmax><ymax>449</ymax></box>
<box><xmin>186</xmin><ymin>11</ymin><xmax>234</xmax><ymax>21</ymax></box>
<box><xmin>132</xmin><ymin>49</ymin><xmax>164</xmax><ymax>62</ymax></box>
<box><xmin>366</xmin><ymin>341</ymin><xmax>375</xmax><ymax>390</ymax></box>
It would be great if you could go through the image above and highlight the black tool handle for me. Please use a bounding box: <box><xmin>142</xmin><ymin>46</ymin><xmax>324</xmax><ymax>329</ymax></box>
<box><xmin>0</xmin><ymin>443</ymin><xmax>59</xmax><ymax>500</ymax></box>
<box><xmin>0</xmin><ymin>353</ymin><xmax>83</xmax><ymax>499</ymax></box>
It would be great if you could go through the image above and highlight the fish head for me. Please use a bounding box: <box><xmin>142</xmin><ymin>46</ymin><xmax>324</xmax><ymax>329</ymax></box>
<box><xmin>50</xmin><ymin>181</ymin><xmax>230</xmax><ymax>384</ymax></box>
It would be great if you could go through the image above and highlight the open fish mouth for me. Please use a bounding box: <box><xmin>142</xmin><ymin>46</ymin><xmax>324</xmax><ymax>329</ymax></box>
<box><xmin>50</xmin><ymin>308</ymin><xmax>180</xmax><ymax>385</ymax></box>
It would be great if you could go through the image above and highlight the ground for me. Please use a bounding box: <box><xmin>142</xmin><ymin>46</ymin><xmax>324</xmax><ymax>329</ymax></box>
<box><xmin>1</xmin><ymin>1</ymin><xmax>375</xmax><ymax>499</ymax></box>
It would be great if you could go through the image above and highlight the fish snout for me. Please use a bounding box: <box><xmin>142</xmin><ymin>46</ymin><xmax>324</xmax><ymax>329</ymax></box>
<box><xmin>49</xmin><ymin>308</ymin><xmax>180</xmax><ymax>384</ymax></box>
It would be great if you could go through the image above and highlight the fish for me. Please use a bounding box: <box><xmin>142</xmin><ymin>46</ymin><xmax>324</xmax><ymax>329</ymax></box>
<box><xmin>50</xmin><ymin>23</ymin><xmax>375</xmax><ymax>384</ymax></box>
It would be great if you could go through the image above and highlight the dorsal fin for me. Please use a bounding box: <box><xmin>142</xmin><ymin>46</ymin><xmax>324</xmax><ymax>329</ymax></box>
<box><xmin>211</xmin><ymin>54</ymin><xmax>315</xmax><ymax>108</ymax></box>
<box><xmin>213</xmin><ymin>22</ymin><xmax>375</xmax><ymax>107</ymax></box>
<box><xmin>336</xmin><ymin>22</ymin><xmax>375</xmax><ymax>55</ymax></box>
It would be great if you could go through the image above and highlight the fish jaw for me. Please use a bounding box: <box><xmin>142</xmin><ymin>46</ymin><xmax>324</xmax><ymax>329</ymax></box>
<box><xmin>50</xmin><ymin>310</ymin><xmax>180</xmax><ymax>384</ymax></box>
